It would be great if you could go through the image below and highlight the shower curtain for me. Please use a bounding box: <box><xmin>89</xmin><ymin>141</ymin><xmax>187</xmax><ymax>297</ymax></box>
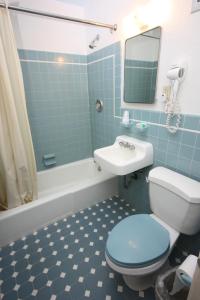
<box><xmin>0</xmin><ymin>7</ymin><xmax>37</xmax><ymax>209</ymax></box>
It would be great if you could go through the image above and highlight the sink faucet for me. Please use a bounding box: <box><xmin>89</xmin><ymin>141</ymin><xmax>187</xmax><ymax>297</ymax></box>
<box><xmin>119</xmin><ymin>140</ymin><xmax>135</xmax><ymax>150</ymax></box>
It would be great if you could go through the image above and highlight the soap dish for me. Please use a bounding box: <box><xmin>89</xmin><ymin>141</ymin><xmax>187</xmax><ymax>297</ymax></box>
<box><xmin>43</xmin><ymin>153</ymin><xmax>56</xmax><ymax>167</ymax></box>
<box><xmin>135</xmin><ymin>122</ymin><xmax>149</xmax><ymax>132</ymax></box>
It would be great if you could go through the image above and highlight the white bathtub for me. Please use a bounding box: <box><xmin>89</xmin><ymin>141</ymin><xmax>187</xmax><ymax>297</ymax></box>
<box><xmin>0</xmin><ymin>158</ymin><xmax>118</xmax><ymax>247</ymax></box>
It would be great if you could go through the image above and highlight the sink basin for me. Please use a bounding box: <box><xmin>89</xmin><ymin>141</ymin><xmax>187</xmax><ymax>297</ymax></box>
<box><xmin>94</xmin><ymin>135</ymin><xmax>153</xmax><ymax>175</ymax></box>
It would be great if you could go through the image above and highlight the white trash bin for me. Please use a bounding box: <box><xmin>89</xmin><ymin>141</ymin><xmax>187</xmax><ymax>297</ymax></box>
<box><xmin>155</xmin><ymin>267</ymin><xmax>189</xmax><ymax>300</ymax></box>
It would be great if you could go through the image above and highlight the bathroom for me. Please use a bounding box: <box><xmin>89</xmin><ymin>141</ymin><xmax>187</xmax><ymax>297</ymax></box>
<box><xmin>0</xmin><ymin>0</ymin><xmax>200</xmax><ymax>299</ymax></box>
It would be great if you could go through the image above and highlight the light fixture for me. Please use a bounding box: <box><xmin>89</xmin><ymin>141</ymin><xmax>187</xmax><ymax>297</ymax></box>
<box><xmin>136</xmin><ymin>0</ymin><xmax>171</xmax><ymax>29</ymax></box>
<box><xmin>122</xmin><ymin>0</ymin><xmax>171</xmax><ymax>38</ymax></box>
<box><xmin>134</xmin><ymin>14</ymin><xmax>149</xmax><ymax>31</ymax></box>
<box><xmin>56</xmin><ymin>56</ymin><xmax>65</xmax><ymax>64</ymax></box>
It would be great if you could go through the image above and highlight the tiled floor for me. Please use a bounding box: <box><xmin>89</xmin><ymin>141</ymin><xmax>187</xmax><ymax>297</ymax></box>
<box><xmin>0</xmin><ymin>197</ymin><xmax>156</xmax><ymax>300</ymax></box>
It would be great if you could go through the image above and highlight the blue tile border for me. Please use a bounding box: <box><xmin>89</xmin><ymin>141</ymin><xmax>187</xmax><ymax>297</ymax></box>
<box><xmin>18</xmin><ymin>49</ymin><xmax>87</xmax><ymax>64</ymax></box>
<box><xmin>118</xmin><ymin>108</ymin><xmax>200</xmax><ymax>133</ymax></box>
<box><xmin>117</xmin><ymin>108</ymin><xmax>200</xmax><ymax>133</ymax></box>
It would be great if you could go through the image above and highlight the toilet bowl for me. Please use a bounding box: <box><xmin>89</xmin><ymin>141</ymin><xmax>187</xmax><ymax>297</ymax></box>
<box><xmin>106</xmin><ymin>214</ymin><xmax>179</xmax><ymax>290</ymax></box>
<box><xmin>105</xmin><ymin>167</ymin><xmax>200</xmax><ymax>291</ymax></box>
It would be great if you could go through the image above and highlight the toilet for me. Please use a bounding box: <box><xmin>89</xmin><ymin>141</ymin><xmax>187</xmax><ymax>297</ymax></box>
<box><xmin>105</xmin><ymin>167</ymin><xmax>200</xmax><ymax>291</ymax></box>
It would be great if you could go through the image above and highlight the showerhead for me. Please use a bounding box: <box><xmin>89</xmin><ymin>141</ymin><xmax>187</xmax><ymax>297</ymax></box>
<box><xmin>89</xmin><ymin>34</ymin><xmax>100</xmax><ymax>49</ymax></box>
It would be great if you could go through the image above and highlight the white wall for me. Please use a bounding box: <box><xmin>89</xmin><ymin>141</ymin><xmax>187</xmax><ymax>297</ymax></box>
<box><xmin>85</xmin><ymin>0</ymin><xmax>200</xmax><ymax>115</ymax></box>
<box><xmin>85</xmin><ymin>0</ymin><xmax>134</xmax><ymax>53</ymax></box>
<box><xmin>9</xmin><ymin>0</ymin><xmax>88</xmax><ymax>54</ymax></box>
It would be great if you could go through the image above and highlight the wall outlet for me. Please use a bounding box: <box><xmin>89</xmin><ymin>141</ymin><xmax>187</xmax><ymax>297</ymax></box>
<box><xmin>162</xmin><ymin>86</ymin><xmax>171</xmax><ymax>99</ymax></box>
<box><xmin>191</xmin><ymin>0</ymin><xmax>200</xmax><ymax>13</ymax></box>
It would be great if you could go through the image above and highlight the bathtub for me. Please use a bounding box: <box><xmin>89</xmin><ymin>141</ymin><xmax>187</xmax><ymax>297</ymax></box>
<box><xmin>0</xmin><ymin>158</ymin><xmax>118</xmax><ymax>247</ymax></box>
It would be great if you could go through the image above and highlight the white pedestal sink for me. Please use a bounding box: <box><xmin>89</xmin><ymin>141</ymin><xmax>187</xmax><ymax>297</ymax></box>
<box><xmin>94</xmin><ymin>136</ymin><xmax>153</xmax><ymax>175</ymax></box>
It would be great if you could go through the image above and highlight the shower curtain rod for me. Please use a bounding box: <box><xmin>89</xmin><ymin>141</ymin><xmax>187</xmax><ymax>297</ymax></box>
<box><xmin>0</xmin><ymin>3</ymin><xmax>117</xmax><ymax>31</ymax></box>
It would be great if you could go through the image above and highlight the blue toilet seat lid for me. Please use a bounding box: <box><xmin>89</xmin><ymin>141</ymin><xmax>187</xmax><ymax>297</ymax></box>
<box><xmin>106</xmin><ymin>214</ymin><xmax>170</xmax><ymax>268</ymax></box>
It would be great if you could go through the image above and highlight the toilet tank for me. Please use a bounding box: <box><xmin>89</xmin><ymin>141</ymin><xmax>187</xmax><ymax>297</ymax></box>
<box><xmin>149</xmin><ymin>167</ymin><xmax>200</xmax><ymax>235</ymax></box>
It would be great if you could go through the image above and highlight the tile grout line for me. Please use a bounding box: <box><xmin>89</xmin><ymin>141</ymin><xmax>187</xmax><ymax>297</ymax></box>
<box><xmin>20</xmin><ymin>59</ymin><xmax>87</xmax><ymax>66</ymax></box>
<box><xmin>115</xmin><ymin>117</ymin><xmax>200</xmax><ymax>134</ymax></box>
<box><xmin>125</xmin><ymin>66</ymin><xmax>158</xmax><ymax>70</ymax></box>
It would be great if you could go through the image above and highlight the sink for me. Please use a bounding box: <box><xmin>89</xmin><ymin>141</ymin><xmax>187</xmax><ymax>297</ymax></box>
<box><xmin>94</xmin><ymin>135</ymin><xmax>153</xmax><ymax>175</ymax></box>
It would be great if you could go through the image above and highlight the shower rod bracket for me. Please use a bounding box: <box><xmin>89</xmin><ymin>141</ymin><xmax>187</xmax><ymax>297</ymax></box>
<box><xmin>111</xmin><ymin>24</ymin><xmax>117</xmax><ymax>33</ymax></box>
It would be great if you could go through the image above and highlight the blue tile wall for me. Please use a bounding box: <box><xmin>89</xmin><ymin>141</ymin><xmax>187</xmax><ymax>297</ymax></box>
<box><xmin>19</xmin><ymin>49</ymin><xmax>92</xmax><ymax>170</ymax></box>
<box><xmin>20</xmin><ymin>44</ymin><xmax>200</xmax><ymax>184</ymax></box>
<box><xmin>124</xmin><ymin>60</ymin><xmax>157</xmax><ymax>103</ymax></box>
<box><xmin>87</xmin><ymin>42</ymin><xmax>200</xmax><ymax>208</ymax></box>
<box><xmin>87</xmin><ymin>42</ymin><xmax>121</xmax><ymax>150</ymax></box>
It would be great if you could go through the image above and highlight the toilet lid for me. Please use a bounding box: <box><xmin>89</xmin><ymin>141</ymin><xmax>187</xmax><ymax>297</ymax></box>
<box><xmin>106</xmin><ymin>214</ymin><xmax>170</xmax><ymax>268</ymax></box>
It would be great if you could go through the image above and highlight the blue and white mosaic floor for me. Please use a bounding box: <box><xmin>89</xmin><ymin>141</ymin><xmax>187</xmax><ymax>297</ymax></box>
<box><xmin>0</xmin><ymin>197</ymin><xmax>156</xmax><ymax>300</ymax></box>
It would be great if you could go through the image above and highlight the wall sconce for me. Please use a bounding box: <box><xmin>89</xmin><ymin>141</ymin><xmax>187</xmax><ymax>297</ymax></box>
<box><xmin>136</xmin><ymin>0</ymin><xmax>171</xmax><ymax>29</ymax></box>
<box><xmin>122</xmin><ymin>13</ymin><xmax>141</xmax><ymax>38</ymax></box>
<box><xmin>56</xmin><ymin>56</ymin><xmax>65</xmax><ymax>64</ymax></box>
<box><xmin>133</xmin><ymin>14</ymin><xmax>149</xmax><ymax>31</ymax></box>
<box><xmin>123</xmin><ymin>0</ymin><xmax>171</xmax><ymax>38</ymax></box>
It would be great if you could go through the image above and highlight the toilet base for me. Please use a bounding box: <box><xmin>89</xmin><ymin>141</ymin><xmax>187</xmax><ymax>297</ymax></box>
<box><xmin>122</xmin><ymin>261</ymin><xmax>170</xmax><ymax>291</ymax></box>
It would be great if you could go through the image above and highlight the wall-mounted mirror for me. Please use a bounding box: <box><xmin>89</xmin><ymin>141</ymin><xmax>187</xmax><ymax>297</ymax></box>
<box><xmin>124</xmin><ymin>27</ymin><xmax>161</xmax><ymax>104</ymax></box>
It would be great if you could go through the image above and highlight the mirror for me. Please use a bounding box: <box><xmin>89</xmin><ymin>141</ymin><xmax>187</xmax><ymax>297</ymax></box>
<box><xmin>124</xmin><ymin>27</ymin><xmax>161</xmax><ymax>104</ymax></box>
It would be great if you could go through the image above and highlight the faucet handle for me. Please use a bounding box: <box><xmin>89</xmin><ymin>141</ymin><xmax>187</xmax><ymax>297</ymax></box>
<box><xmin>129</xmin><ymin>144</ymin><xmax>135</xmax><ymax>150</ymax></box>
<box><xmin>125</xmin><ymin>142</ymin><xmax>129</xmax><ymax>148</ymax></box>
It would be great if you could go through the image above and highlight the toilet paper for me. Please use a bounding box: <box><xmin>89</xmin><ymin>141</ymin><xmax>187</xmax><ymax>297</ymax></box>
<box><xmin>170</xmin><ymin>255</ymin><xmax>198</xmax><ymax>295</ymax></box>
<box><xmin>177</xmin><ymin>255</ymin><xmax>197</xmax><ymax>282</ymax></box>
